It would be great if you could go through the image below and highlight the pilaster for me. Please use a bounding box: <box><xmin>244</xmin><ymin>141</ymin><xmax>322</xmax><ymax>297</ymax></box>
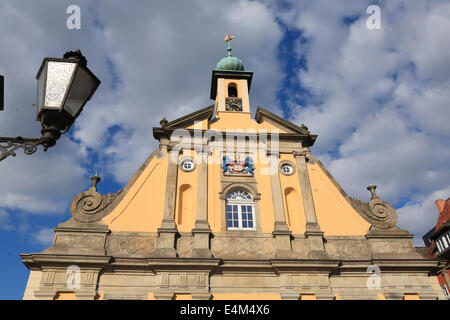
<box><xmin>156</xmin><ymin>148</ymin><xmax>179</xmax><ymax>257</ymax></box>
<box><xmin>293</xmin><ymin>149</ymin><xmax>326</xmax><ymax>259</ymax></box>
<box><xmin>267</xmin><ymin>152</ymin><xmax>295</xmax><ymax>259</ymax></box>
<box><xmin>191</xmin><ymin>148</ymin><xmax>212</xmax><ymax>258</ymax></box>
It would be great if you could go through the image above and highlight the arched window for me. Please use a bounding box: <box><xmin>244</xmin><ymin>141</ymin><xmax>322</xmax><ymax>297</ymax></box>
<box><xmin>228</xmin><ymin>83</ymin><xmax>238</xmax><ymax>97</ymax></box>
<box><xmin>226</xmin><ymin>190</ymin><xmax>255</xmax><ymax>230</ymax></box>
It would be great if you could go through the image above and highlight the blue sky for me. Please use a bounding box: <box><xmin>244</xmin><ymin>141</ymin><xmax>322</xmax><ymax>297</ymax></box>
<box><xmin>1</xmin><ymin>0</ymin><xmax>450</xmax><ymax>299</ymax></box>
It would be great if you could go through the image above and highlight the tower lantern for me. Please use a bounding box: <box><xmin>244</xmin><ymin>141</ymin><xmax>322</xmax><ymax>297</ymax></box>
<box><xmin>210</xmin><ymin>34</ymin><xmax>253</xmax><ymax>114</ymax></box>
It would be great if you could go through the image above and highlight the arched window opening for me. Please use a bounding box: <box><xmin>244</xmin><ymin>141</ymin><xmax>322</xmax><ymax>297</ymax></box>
<box><xmin>177</xmin><ymin>184</ymin><xmax>194</xmax><ymax>231</ymax></box>
<box><xmin>284</xmin><ymin>187</ymin><xmax>300</xmax><ymax>229</ymax></box>
<box><xmin>228</xmin><ymin>83</ymin><xmax>238</xmax><ymax>97</ymax></box>
<box><xmin>226</xmin><ymin>190</ymin><xmax>255</xmax><ymax>230</ymax></box>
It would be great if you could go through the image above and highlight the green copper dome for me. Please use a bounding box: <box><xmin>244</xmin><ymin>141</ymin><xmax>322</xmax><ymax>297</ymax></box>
<box><xmin>215</xmin><ymin>47</ymin><xmax>244</xmax><ymax>71</ymax></box>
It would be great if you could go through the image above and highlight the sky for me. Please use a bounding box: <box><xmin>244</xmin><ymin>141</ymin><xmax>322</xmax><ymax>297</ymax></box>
<box><xmin>0</xmin><ymin>0</ymin><xmax>449</xmax><ymax>299</ymax></box>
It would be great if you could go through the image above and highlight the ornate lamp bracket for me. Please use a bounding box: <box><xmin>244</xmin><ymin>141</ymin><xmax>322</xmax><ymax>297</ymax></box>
<box><xmin>0</xmin><ymin>126</ymin><xmax>61</xmax><ymax>161</ymax></box>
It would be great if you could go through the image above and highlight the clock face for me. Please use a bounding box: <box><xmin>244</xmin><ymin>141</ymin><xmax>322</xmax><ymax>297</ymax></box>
<box><xmin>225</xmin><ymin>98</ymin><xmax>243</xmax><ymax>111</ymax></box>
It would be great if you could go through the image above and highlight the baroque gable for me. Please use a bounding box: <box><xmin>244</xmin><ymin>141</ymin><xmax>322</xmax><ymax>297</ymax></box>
<box><xmin>20</xmin><ymin>43</ymin><xmax>443</xmax><ymax>300</ymax></box>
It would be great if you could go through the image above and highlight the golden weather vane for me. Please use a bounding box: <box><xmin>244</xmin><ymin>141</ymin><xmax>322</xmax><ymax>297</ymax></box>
<box><xmin>224</xmin><ymin>33</ymin><xmax>235</xmax><ymax>43</ymax></box>
<box><xmin>224</xmin><ymin>33</ymin><xmax>235</xmax><ymax>56</ymax></box>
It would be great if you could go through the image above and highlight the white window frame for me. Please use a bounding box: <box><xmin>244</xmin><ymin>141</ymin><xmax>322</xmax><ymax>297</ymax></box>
<box><xmin>437</xmin><ymin>240</ymin><xmax>443</xmax><ymax>252</ymax></box>
<box><xmin>180</xmin><ymin>157</ymin><xmax>196</xmax><ymax>172</ymax></box>
<box><xmin>442</xmin><ymin>285</ymin><xmax>450</xmax><ymax>300</ymax></box>
<box><xmin>281</xmin><ymin>164</ymin><xmax>293</xmax><ymax>175</ymax></box>
<box><xmin>182</xmin><ymin>160</ymin><xmax>193</xmax><ymax>170</ymax></box>
<box><xmin>225</xmin><ymin>191</ymin><xmax>256</xmax><ymax>231</ymax></box>
<box><xmin>442</xmin><ymin>235</ymin><xmax>449</xmax><ymax>249</ymax></box>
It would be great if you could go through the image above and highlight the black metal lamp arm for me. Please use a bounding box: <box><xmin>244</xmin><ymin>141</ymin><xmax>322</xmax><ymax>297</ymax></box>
<box><xmin>0</xmin><ymin>126</ymin><xmax>61</xmax><ymax>161</ymax></box>
<box><xmin>0</xmin><ymin>136</ymin><xmax>45</xmax><ymax>161</ymax></box>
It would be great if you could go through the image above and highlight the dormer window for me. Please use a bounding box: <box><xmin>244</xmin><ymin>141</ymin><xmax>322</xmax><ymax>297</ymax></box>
<box><xmin>436</xmin><ymin>231</ymin><xmax>450</xmax><ymax>254</ymax></box>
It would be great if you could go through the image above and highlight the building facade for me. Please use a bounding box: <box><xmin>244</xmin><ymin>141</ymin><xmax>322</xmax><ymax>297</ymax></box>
<box><xmin>424</xmin><ymin>199</ymin><xmax>450</xmax><ymax>299</ymax></box>
<box><xmin>21</xmin><ymin>46</ymin><xmax>444</xmax><ymax>300</ymax></box>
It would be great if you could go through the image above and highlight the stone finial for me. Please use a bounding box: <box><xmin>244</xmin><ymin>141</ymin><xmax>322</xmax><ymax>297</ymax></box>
<box><xmin>367</xmin><ymin>184</ymin><xmax>378</xmax><ymax>200</ymax></box>
<box><xmin>70</xmin><ymin>174</ymin><xmax>121</xmax><ymax>223</ymax></box>
<box><xmin>303</xmin><ymin>147</ymin><xmax>311</xmax><ymax>157</ymax></box>
<box><xmin>160</xmin><ymin>117</ymin><xmax>168</xmax><ymax>128</ymax></box>
<box><xmin>90</xmin><ymin>175</ymin><xmax>101</xmax><ymax>190</ymax></box>
<box><xmin>349</xmin><ymin>184</ymin><xmax>398</xmax><ymax>229</ymax></box>
<box><xmin>301</xmin><ymin>123</ymin><xmax>310</xmax><ymax>133</ymax></box>
<box><xmin>63</xmin><ymin>49</ymin><xmax>87</xmax><ymax>66</ymax></box>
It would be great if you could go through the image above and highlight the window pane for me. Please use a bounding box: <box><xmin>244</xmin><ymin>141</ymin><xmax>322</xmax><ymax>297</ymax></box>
<box><xmin>226</xmin><ymin>190</ymin><xmax>255</xmax><ymax>230</ymax></box>
<box><xmin>226</xmin><ymin>190</ymin><xmax>253</xmax><ymax>200</ymax></box>
<box><xmin>443</xmin><ymin>236</ymin><xmax>448</xmax><ymax>247</ymax></box>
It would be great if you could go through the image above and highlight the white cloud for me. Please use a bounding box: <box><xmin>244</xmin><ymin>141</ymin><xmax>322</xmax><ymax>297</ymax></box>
<box><xmin>0</xmin><ymin>0</ymin><xmax>283</xmax><ymax>214</ymax></box>
<box><xmin>0</xmin><ymin>0</ymin><xmax>448</xmax><ymax>247</ymax></box>
<box><xmin>273</xmin><ymin>0</ymin><xmax>450</xmax><ymax>243</ymax></box>
<box><xmin>0</xmin><ymin>209</ymin><xmax>14</xmax><ymax>231</ymax></box>
<box><xmin>398</xmin><ymin>186</ymin><xmax>450</xmax><ymax>246</ymax></box>
<box><xmin>32</xmin><ymin>227</ymin><xmax>54</xmax><ymax>246</ymax></box>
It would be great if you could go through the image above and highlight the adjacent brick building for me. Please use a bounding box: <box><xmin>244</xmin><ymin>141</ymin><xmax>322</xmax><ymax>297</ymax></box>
<box><xmin>425</xmin><ymin>199</ymin><xmax>450</xmax><ymax>299</ymax></box>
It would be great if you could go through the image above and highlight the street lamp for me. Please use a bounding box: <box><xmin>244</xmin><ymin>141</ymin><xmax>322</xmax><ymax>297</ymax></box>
<box><xmin>0</xmin><ymin>50</ymin><xmax>100</xmax><ymax>161</ymax></box>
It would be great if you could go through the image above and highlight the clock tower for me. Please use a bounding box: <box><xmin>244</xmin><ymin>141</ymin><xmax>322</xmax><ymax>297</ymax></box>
<box><xmin>210</xmin><ymin>38</ymin><xmax>253</xmax><ymax>114</ymax></box>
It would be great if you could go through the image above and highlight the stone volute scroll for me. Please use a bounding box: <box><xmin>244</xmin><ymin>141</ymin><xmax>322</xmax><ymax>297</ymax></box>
<box><xmin>349</xmin><ymin>185</ymin><xmax>398</xmax><ymax>229</ymax></box>
<box><xmin>43</xmin><ymin>174</ymin><xmax>119</xmax><ymax>256</ymax></box>
<box><xmin>70</xmin><ymin>175</ymin><xmax>122</xmax><ymax>223</ymax></box>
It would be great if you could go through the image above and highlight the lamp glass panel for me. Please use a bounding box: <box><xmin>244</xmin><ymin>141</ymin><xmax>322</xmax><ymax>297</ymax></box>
<box><xmin>36</xmin><ymin>63</ymin><xmax>47</xmax><ymax>112</ymax></box>
<box><xmin>64</xmin><ymin>66</ymin><xmax>98</xmax><ymax>117</ymax></box>
<box><xmin>44</xmin><ymin>61</ymin><xmax>76</xmax><ymax>108</ymax></box>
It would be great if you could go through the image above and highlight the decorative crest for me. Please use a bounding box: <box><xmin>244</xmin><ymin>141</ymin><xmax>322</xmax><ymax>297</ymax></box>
<box><xmin>222</xmin><ymin>153</ymin><xmax>255</xmax><ymax>176</ymax></box>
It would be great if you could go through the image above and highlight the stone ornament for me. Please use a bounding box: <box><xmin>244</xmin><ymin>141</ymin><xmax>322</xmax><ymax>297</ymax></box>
<box><xmin>292</xmin><ymin>148</ymin><xmax>311</xmax><ymax>159</ymax></box>
<box><xmin>222</xmin><ymin>154</ymin><xmax>255</xmax><ymax>176</ymax></box>
<box><xmin>177</xmin><ymin>236</ymin><xmax>194</xmax><ymax>257</ymax></box>
<box><xmin>54</xmin><ymin>234</ymin><xmax>105</xmax><ymax>248</ymax></box>
<box><xmin>70</xmin><ymin>175</ymin><xmax>122</xmax><ymax>223</ymax></box>
<box><xmin>211</xmin><ymin>236</ymin><xmax>275</xmax><ymax>257</ymax></box>
<box><xmin>291</xmin><ymin>239</ymin><xmax>309</xmax><ymax>258</ymax></box>
<box><xmin>349</xmin><ymin>185</ymin><xmax>398</xmax><ymax>229</ymax></box>
<box><xmin>325</xmin><ymin>239</ymin><xmax>371</xmax><ymax>259</ymax></box>
<box><xmin>106</xmin><ymin>235</ymin><xmax>158</xmax><ymax>256</ymax></box>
